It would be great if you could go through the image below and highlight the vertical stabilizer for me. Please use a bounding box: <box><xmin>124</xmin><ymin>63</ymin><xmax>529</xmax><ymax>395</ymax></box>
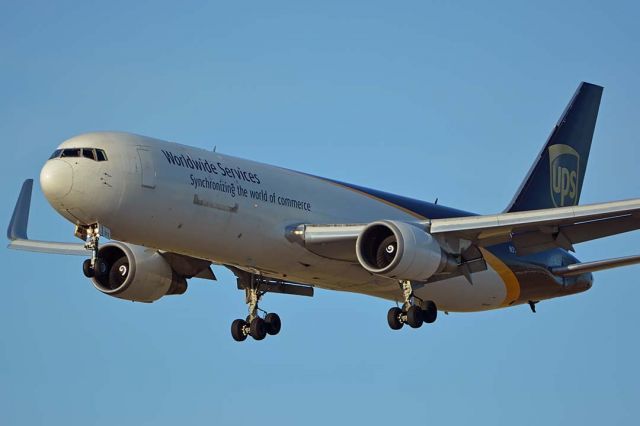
<box><xmin>506</xmin><ymin>82</ymin><xmax>603</xmax><ymax>212</ymax></box>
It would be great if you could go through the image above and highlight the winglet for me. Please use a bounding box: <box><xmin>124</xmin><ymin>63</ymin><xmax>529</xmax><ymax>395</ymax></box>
<box><xmin>7</xmin><ymin>179</ymin><xmax>34</xmax><ymax>241</ymax></box>
<box><xmin>6</xmin><ymin>179</ymin><xmax>87</xmax><ymax>255</ymax></box>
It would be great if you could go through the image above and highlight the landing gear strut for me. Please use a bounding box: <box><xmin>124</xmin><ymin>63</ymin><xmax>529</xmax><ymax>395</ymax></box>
<box><xmin>230</xmin><ymin>272</ymin><xmax>292</xmax><ymax>342</ymax></box>
<box><xmin>79</xmin><ymin>224</ymin><xmax>105</xmax><ymax>278</ymax></box>
<box><xmin>387</xmin><ymin>280</ymin><xmax>438</xmax><ymax>330</ymax></box>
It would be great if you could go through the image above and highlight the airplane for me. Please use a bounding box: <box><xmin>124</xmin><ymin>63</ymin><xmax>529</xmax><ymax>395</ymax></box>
<box><xmin>7</xmin><ymin>81</ymin><xmax>640</xmax><ymax>342</ymax></box>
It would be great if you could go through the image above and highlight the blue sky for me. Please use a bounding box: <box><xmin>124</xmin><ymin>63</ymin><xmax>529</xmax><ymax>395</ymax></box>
<box><xmin>1</xmin><ymin>1</ymin><xmax>639</xmax><ymax>424</ymax></box>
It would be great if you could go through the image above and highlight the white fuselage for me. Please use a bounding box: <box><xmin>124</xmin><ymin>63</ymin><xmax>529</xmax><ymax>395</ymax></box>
<box><xmin>42</xmin><ymin>132</ymin><xmax>518</xmax><ymax>312</ymax></box>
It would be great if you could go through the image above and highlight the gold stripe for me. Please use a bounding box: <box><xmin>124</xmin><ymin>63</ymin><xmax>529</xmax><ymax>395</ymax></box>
<box><xmin>317</xmin><ymin>178</ymin><xmax>428</xmax><ymax>220</ymax></box>
<box><xmin>480</xmin><ymin>248</ymin><xmax>520</xmax><ymax>307</ymax></box>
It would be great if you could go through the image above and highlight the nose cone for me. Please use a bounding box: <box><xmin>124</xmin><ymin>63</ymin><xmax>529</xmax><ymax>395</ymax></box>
<box><xmin>40</xmin><ymin>159</ymin><xmax>73</xmax><ymax>201</ymax></box>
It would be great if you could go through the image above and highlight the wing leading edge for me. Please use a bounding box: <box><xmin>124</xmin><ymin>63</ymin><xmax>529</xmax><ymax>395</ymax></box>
<box><xmin>290</xmin><ymin>198</ymin><xmax>640</xmax><ymax>262</ymax></box>
<box><xmin>429</xmin><ymin>198</ymin><xmax>640</xmax><ymax>254</ymax></box>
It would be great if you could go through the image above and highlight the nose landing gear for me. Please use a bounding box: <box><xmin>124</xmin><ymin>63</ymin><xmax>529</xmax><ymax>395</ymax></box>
<box><xmin>387</xmin><ymin>280</ymin><xmax>438</xmax><ymax>331</ymax></box>
<box><xmin>77</xmin><ymin>224</ymin><xmax>109</xmax><ymax>278</ymax></box>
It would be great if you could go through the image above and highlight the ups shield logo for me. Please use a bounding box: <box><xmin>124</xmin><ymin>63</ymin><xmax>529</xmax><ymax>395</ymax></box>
<box><xmin>549</xmin><ymin>144</ymin><xmax>580</xmax><ymax>207</ymax></box>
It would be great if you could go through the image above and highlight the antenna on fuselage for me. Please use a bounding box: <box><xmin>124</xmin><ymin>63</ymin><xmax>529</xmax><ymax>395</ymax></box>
<box><xmin>213</xmin><ymin>146</ymin><xmax>217</xmax><ymax>152</ymax></box>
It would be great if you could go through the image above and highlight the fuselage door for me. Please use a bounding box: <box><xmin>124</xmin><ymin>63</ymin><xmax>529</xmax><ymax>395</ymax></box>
<box><xmin>137</xmin><ymin>147</ymin><xmax>156</xmax><ymax>189</ymax></box>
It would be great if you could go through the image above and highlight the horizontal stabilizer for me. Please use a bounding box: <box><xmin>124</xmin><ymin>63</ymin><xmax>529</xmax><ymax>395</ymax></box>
<box><xmin>551</xmin><ymin>254</ymin><xmax>640</xmax><ymax>277</ymax></box>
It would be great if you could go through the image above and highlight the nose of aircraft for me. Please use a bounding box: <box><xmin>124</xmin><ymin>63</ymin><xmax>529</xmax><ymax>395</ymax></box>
<box><xmin>40</xmin><ymin>159</ymin><xmax>73</xmax><ymax>201</ymax></box>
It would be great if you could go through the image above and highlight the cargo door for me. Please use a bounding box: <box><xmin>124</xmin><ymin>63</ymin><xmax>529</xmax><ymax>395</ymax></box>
<box><xmin>137</xmin><ymin>147</ymin><xmax>156</xmax><ymax>189</ymax></box>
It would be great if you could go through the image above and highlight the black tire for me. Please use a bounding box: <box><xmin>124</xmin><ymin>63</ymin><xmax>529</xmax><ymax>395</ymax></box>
<box><xmin>265</xmin><ymin>313</ymin><xmax>282</xmax><ymax>335</ymax></box>
<box><xmin>82</xmin><ymin>259</ymin><xmax>94</xmax><ymax>278</ymax></box>
<box><xmin>423</xmin><ymin>301</ymin><xmax>438</xmax><ymax>324</ymax></box>
<box><xmin>387</xmin><ymin>307</ymin><xmax>404</xmax><ymax>330</ymax></box>
<box><xmin>250</xmin><ymin>317</ymin><xmax>267</xmax><ymax>340</ymax></box>
<box><xmin>376</xmin><ymin>236</ymin><xmax>397</xmax><ymax>269</ymax></box>
<box><xmin>231</xmin><ymin>319</ymin><xmax>247</xmax><ymax>342</ymax></box>
<box><xmin>406</xmin><ymin>305</ymin><xmax>424</xmax><ymax>328</ymax></box>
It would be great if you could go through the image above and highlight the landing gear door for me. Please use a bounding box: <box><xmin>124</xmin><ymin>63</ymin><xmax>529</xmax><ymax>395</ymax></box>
<box><xmin>137</xmin><ymin>147</ymin><xmax>156</xmax><ymax>189</ymax></box>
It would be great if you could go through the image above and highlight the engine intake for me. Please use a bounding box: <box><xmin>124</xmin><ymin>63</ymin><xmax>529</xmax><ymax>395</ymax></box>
<box><xmin>92</xmin><ymin>242</ymin><xmax>187</xmax><ymax>302</ymax></box>
<box><xmin>356</xmin><ymin>220</ymin><xmax>456</xmax><ymax>281</ymax></box>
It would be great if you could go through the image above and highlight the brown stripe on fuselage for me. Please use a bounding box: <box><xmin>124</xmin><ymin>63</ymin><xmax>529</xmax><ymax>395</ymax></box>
<box><xmin>311</xmin><ymin>177</ymin><xmax>428</xmax><ymax>220</ymax></box>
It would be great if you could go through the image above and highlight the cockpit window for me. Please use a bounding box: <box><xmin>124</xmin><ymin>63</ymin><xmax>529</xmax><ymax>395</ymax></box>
<box><xmin>96</xmin><ymin>149</ymin><xmax>108</xmax><ymax>161</ymax></box>
<box><xmin>51</xmin><ymin>148</ymin><xmax>108</xmax><ymax>161</ymax></box>
<box><xmin>82</xmin><ymin>148</ymin><xmax>96</xmax><ymax>161</ymax></box>
<box><xmin>61</xmin><ymin>148</ymin><xmax>81</xmax><ymax>158</ymax></box>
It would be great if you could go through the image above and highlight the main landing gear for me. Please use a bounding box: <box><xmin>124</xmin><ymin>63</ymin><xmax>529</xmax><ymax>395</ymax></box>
<box><xmin>229</xmin><ymin>270</ymin><xmax>313</xmax><ymax>342</ymax></box>
<box><xmin>387</xmin><ymin>280</ymin><xmax>438</xmax><ymax>330</ymax></box>
<box><xmin>230</xmin><ymin>279</ymin><xmax>282</xmax><ymax>342</ymax></box>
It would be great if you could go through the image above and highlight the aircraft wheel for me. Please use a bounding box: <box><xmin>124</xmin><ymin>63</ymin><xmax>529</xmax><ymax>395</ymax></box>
<box><xmin>387</xmin><ymin>307</ymin><xmax>404</xmax><ymax>330</ymax></box>
<box><xmin>231</xmin><ymin>319</ymin><xmax>248</xmax><ymax>342</ymax></box>
<box><xmin>406</xmin><ymin>305</ymin><xmax>423</xmax><ymax>328</ymax></box>
<box><xmin>265</xmin><ymin>313</ymin><xmax>281</xmax><ymax>335</ymax></box>
<box><xmin>423</xmin><ymin>301</ymin><xmax>438</xmax><ymax>324</ymax></box>
<box><xmin>82</xmin><ymin>259</ymin><xmax>94</xmax><ymax>278</ymax></box>
<box><xmin>250</xmin><ymin>317</ymin><xmax>267</xmax><ymax>340</ymax></box>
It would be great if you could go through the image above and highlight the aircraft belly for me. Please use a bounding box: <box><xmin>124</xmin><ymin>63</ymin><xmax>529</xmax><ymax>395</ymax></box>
<box><xmin>413</xmin><ymin>269</ymin><xmax>507</xmax><ymax>312</ymax></box>
<box><xmin>279</xmin><ymin>254</ymin><xmax>509</xmax><ymax>313</ymax></box>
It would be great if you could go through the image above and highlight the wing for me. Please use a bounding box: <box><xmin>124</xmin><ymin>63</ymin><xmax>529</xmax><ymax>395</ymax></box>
<box><xmin>289</xmin><ymin>198</ymin><xmax>640</xmax><ymax>260</ymax></box>
<box><xmin>429</xmin><ymin>198</ymin><xmax>640</xmax><ymax>255</ymax></box>
<box><xmin>7</xmin><ymin>179</ymin><xmax>87</xmax><ymax>255</ymax></box>
<box><xmin>7</xmin><ymin>179</ymin><xmax>216</xmax><ymax>281</ymax></box>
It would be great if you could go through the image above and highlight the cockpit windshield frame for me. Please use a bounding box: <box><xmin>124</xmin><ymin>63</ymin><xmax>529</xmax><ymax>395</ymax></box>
<box><xmin>49</xmin><ymin>148</ymin><xmax>108</xmax><ymax>162</ymax></box>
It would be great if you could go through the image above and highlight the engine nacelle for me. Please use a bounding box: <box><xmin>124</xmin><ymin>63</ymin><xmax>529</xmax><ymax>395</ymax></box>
<box><xmin>356</xmin><ymin>220</ymin><xmax>455</xmax><ymax>281</ymax></box>
<box><xmin>92</xmin><ymin>242</ymin><xmax>187</xmax><ymax>303</ymax></box>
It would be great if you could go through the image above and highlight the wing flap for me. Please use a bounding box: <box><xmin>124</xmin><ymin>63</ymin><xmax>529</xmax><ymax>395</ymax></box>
<box><xmin>430</xmin><ymin>198</ymin><xmax>640</xmax><ymax>254</ymax></box>
<box><xmin>288</xmin><ymin>198</ymin><xmax>640</xmax><ymax>261</ymax></box>
<box><xmin>513</xmin><ymin>213</ymin><xmax>640</xmax><ymax>255</ymax></box>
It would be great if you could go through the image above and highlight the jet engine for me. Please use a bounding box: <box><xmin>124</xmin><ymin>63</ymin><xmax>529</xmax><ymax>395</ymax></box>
<box><xmin>356</xmin><ymin>220</ymin><xmax>456</xmax><ymax>281</ymax></box>
<box><xmin>91</xmin><ymin>242</ymin><xmax>187</xmax><ymax>302</ymax></box>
